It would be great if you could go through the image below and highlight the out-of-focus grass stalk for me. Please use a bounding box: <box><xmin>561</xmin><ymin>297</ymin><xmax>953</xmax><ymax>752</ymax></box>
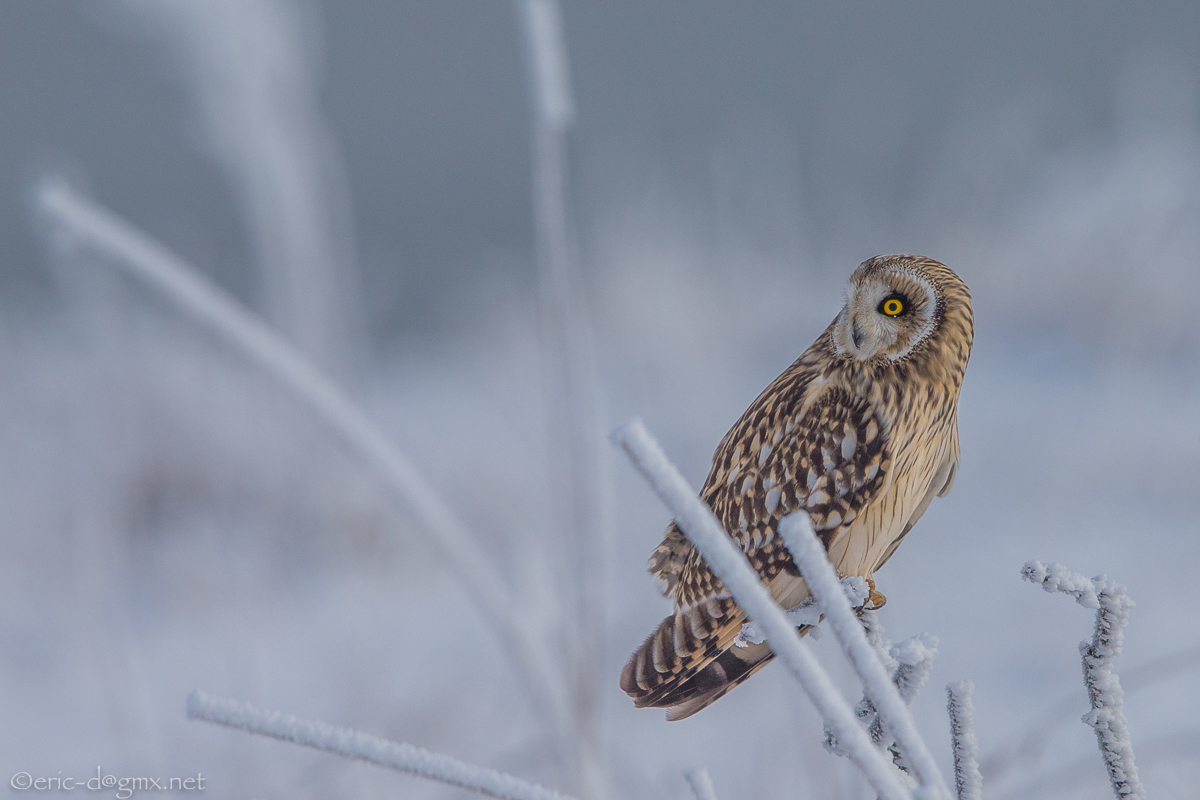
<box><xmin>518</xmin><ymin>2</ymin><xmax>610</xmax><ymax>797</ymax></box>
<box><xmin>35</xmin><ymin>179</ymin><xmax>576</xmax><ymax>770</ymax></box>
<box><xmin>113</xmin><ymin>0</ymin><xmax>368</xmax><ymax>381</ymax></box>
<box><xmin>980</xmin><ymin>642</ymin><xmax>1200</xmax><ymax>783</ymax></box>
<box><xmin>683</xmin><ymin>767</ymin><xmax>720</xmax><ymax>800</ymax></box>
<box><xmin>612</xmin><ymin>419</ymin><xmax>913</xmax><ymax>800</ymax></box>
<box><xmin>1022</xmin><ymin>561</ymin><xmax>1145</xmax><ymax>800</ymax></box>
<box><xmin>780</xmin><ymin>514</ymin><xmax>951</xmax><ymax>800</ymax></box>
<box><xmin>188</xmin><ymin>691</ymin><xmax>577</xmax><ymax>800</ymax></box>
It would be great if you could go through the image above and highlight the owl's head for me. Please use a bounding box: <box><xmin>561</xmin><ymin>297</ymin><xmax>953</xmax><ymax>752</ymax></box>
<box><xmin>833</xmin><ymin>255</ymin><xmax>965</xmax><ymax>362</ymax></box>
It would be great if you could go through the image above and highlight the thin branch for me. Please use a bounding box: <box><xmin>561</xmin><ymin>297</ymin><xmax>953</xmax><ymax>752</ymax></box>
<box><xmin>1022</xmin><ymin>560</ymin><xmax>1145</xmax><ymax>800</ymax></box>
<box><xmin>187</xmin><ymin>691</ymin><xmax>575</xmax><ymax>800</ymax></box>
<box><xmin>35</xmin><ymin>179</ymin><xmax>575</xmax><ymax>758</ymax></box>
<box><xmin>780</xmin><ymin>514</ymin><xmax>951</xmax><ymax>800</ymax></box>
<box><xmin>611</xmin><ymin>419</ymin><xmax>912</xmax><ymax>800</ymax></box>
<box><xmin>946</xmin><ymin>681</ymin><xmax>983</xmax><ymax>800</ymax></box>
<box><xmin>683</xmin><ymin>767</ymin><xmax>720</xmax><ymax>800</ymax></box>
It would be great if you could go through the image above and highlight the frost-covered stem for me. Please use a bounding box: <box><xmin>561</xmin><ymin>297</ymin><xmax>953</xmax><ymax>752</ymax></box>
<box><xmin>781</xmin><ymin>514</ymin><xmax>951</xmax><ymax>800</ymax></box>
<box><xmin>187</xmin><ymin>691</ymin><xmax>575</xmax><ymax>800</ymax></box>
<box><xmin>830</xmin><ymin>609</ymin><xmax>895</xmax><ymax>752</ymax></box>
<box><xmin>824</xmin><ymin>607</ymin><xmax>902</xmax><ymax>756</ymax></box>
<box><xmin>1081</xmin><ymin>584</ymin><xmax>1143</xmax><ymax>800</ymax></box>
<box><xmin>869</xmin><ymin>634</ymin><xmax>939</xmax><ymax>770</ymax></box>
<box><xmin>1021</xmin><ymin>561</ymin><xmax>1145</xmax><ymax>800</ymax></box>
<box><xmin>946</xmin><ymin>681</ymin><xmax>983</xmax><ymax>800</ymax></box>
<box><xmin>519</xmin><ymin>3</ymin><xmax>609</xmax><ymax>796</ymax></box>
<box><xmin>683</xmin><ymin>767</ymin><xmax>719</xmax><ymax>800</ymax></box>
<box><xmin>612</xmin><ymin>419</ymin><xmax>912</xmax><ymax>800</ymax></box>
<box><xmin>863</xmin><ymin>609</ymin><xmax>899</xmax><ymax>675</ymax></box>
<box><xmin>36</xmin><ymin>181</ymin><xmax>575</xmax><ymax>768</ymax></box>
<box><xmin>891</xmin><ymin>635</ymin><xmax>939</xmax><ymax>707</ymax></box>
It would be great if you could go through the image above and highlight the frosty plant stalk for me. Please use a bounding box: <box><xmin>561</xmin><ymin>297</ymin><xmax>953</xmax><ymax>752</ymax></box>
<box><xmin>780</xmin><ymin>514</ymin><xmax>952</xmax><ymax>800</ymax></box>
<box><xmin>683</xmin><ymin>766</ymin><xmax>720</xmax><ymax>800</ymax></box>
<box><xmin>518</xmin><ymin>1</ymin><xmax>611</xmax><ymax>795</ymax></box>
<box><xmin>35</xmin><ymin>179</ymin><xmax>577</xmax><ymax>774</ymax></box>
<box><xmin>612</xmin><ymin>418</ymin><xmax>914</xmax><ymax>800</ymax></box>
<box><xmin>187</xmin><ymin>691</ymin><xmax>575</xmax><ymax>800</ymax></box>
<box><xmin>946</xmin><ymin>681</ymin><xmax>983</xmax><ymax>800</ymax></box>
<box><xmin>830</xmin><ymin>628</ymin><xmax>938</xmax><ymax>771</ymax></box>
<box><xmin>1022</xmin><ymin>560</ymin><xmax>1145</xmax><ymax>800</ymax></box>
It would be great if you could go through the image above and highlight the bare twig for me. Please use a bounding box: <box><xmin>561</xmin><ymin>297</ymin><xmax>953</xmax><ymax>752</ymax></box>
<box><xmin>781</xmin><ymin>514</ymin><xmax>951</xmax><ymax>800</ymax></box>
<box><xmin>36</xmin><ymin>180</ymin><xmax>575</xmax><ymax>766</ymax></box>
<box><xmin>612</xmin><ymin>419</ymin><xmax>912</xmax><ymax>800</ymax></box>
<box><xmin>946</xmin><ymin>681</ymin><xmax>983</xmax><ymax>800</ymax></box>
<box><xmin>1022</xmin><ymin>560</ymin><xmax>1145</xmax><ymax>800</ymax></box>
<box><xmin>187</xmin><ymin>691</ymin><xmax>575</xmax><ymax>800</ymax></box>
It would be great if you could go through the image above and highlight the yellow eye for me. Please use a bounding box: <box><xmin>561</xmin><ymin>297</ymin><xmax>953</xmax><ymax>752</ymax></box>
<box><xmin>880</xmin><ymin>297</ymin><xmax>905</xmax><ymax>316</ymax></box>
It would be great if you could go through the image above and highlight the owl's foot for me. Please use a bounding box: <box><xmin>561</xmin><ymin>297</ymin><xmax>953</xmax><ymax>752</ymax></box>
<box><xmin>864</xmin><ymin>579</ymin><xmax>887</xmax><ymax>610</ymax></box>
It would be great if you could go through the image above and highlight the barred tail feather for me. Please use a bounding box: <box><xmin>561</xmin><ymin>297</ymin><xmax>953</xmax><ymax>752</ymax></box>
<box><xmin>620</xmin><ymin>597</ymin><xmax>815</xmax><ymax>719</ymax></box>
<box><xmin>663</xmin><ymin>642</ymin><xmax>776</xmax><ymax>720</ymax></box>
<box><xmin>620</xmin><ymin>597</ymin><xmax>743</xmax><ymax>708</ymax></box>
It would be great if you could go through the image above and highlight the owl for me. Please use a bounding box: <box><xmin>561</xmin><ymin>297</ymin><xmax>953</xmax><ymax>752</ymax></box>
<box><xmin>621</xmin><ymin>255</ymin><xmax>973</xmax><ymax>720</ymax></box>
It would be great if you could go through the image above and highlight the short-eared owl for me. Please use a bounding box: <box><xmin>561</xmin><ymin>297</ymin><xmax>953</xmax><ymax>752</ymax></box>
<box><xmin>621</xmin><ymin>255</ymin><xmax>973</xmax><ymax>720</ymax></box>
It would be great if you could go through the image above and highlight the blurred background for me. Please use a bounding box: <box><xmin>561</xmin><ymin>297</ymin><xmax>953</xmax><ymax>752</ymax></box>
<box><xmin>1</xmin><ymin>1</ymin><xmax>1198</xmax><ymax>798</ymax></box>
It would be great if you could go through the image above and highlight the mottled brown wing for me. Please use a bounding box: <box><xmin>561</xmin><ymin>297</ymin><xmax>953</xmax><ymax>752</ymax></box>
<box><xmin>622</xmin><ymin>385</ymin><xmax>891</xmax><ymax>716</ymax></box>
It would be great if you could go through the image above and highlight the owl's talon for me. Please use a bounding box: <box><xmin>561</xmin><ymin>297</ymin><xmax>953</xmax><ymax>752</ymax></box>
<box><xmin>865</xmin><ymin>578</ymin><xmax>887</xmax><ymax>610</ymax></box>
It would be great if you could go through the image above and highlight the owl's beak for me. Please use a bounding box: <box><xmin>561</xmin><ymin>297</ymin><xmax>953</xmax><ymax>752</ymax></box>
<box><xmin>851</xmin><ymin>322</ymin><xmax>864</xmax><ymax>349</ymax></box>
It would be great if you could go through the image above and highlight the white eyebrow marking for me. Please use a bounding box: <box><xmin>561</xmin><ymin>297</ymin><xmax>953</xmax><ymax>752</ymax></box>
<box><xmin>888</xmin><ymin>268</ymin><xmax>940</xmax><ymax>360</ymax></box>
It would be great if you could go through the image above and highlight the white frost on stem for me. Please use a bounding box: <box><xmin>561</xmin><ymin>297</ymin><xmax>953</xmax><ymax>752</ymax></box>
<box><xmin>855</xmin><ymin>633</ymin><xmax>939</xmax><ymax>769</ymax></box>
<box><xmin>946</xmin><ymin>681</ymin><xmax>983</xmax><ymax>800</ymax></box>
<box><xmin>1021</xmin><ymin>560</ymin><xmax>1099</xmax><ymax>609</ymax></box>
<box><xmin>187</xmin><ymin>691</ymin><xmax>575</xmax><ymax>800</ymax></box>
<box><xmin>612</xmin><ymin>419</ymin><xmax>912</xmax><ymax>800</ymax></box>
<box><xmin>737</xmin><ymin>577</ymin><xmax>865</xmax><ymax>647</ymax></box>
<box><xmin>780</xmin><ymin>513</ymin><xmax>951</xmax><ymax>800</ymax></box>
<box><xmin>1021</xmin><ymin>560</ymin><xmax>1145</xmax><ymax>800</ymax></box>
<box><xmin>891</xmin><ymin>634</ymin><xmax>939</xmax><ymax>707</ymax></box>
<box><xmin>683</xmin><ymin>766</ymin><xmax>720</xmax><ymax>800</ymax></box>
<box><xmin>864</xmin><ymin>609</ymin><xmax>900</xmax><ymax>675</ymax></box>
<box><xmin>35</xmin><ymin>181</ymin><xmax>575</xmax><ymax>767</ymax></box>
